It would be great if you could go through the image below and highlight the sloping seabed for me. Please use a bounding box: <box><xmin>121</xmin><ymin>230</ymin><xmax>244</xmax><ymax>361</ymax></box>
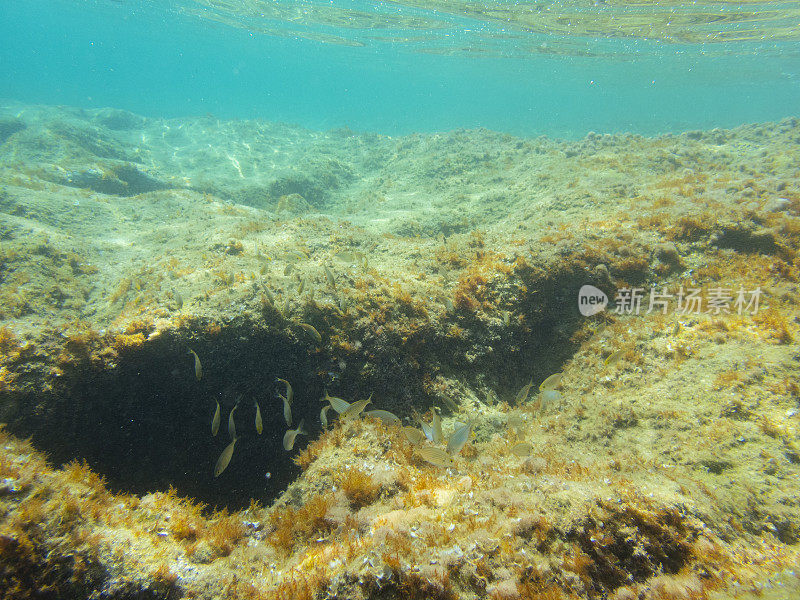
<box><xmin>0</xmin><ymin>103</ymin><xmax>799</xmax><ymax>598</ymax></box>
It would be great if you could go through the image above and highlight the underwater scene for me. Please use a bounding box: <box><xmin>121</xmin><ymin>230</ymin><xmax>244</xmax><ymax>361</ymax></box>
<box><xmin>1</xmin><ymin>1</ymin><xmax>800</xmax><ymax>599</ymax></box>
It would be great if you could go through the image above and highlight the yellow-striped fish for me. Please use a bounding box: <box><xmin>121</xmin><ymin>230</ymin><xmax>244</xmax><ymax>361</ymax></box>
<box><xmin>298</xmin><ymin>322</ymin><xmax>322</xmax><ymax>344</ymax></box>
<box><xmin>276</xmin><ymin>378</ymin><xmax>293</xmax><ymax>405</ymax></box>
<box><xmin>323</xmin><ymin>390</ymin><xmax>351</xmax><ymax>414</ymax></box>
<box><xmin>540</xmin><ymin>389</ymin><xmax>562</xmax><ymax>410</ymax></box>
<box><xmin>279</xmin><ymin>394</ymin><xmax>292</xmax><ymax>427</ymax></box>
<box><xmin>510</xmin><ymin>442</ymin><xmax>533</xmax><ymax>457</ymax></box>
<box><xmin>214</xmin><ymin>437</ymin><xmax>237</xmax><ymax>477</ymax></box>
<box><xmin>432</xmin><ymin>410</ymin><xmax>443</xmax><ymax>444</ymax></box>
<box><xmin>539</xmin><ymin>372</ymin><xmax>563</xmax><ymax>391</ymax></box>
<box><xmin>324</xmin><ymin>265</ymin><xmax>336</xmax><ymax>289</ymax></box>
<box><xmin>320</xmin><ymin>404</ymin><xmax>331</xmax><ymax>428</ymax></box>
<box><xmin>420</xmin><ymin>419</ymin><xmax>434</xmax><ymax>442</ymax></box>
<box><xmin>402</xmin><ymin>426</ymin><xmax>426</xmax><ymax>446</ymax></box>
<box><xmin>254</xmin><ymin>400</ymin><xmax>263</xmax><ymax>435</ymax></box>
<box><xmin>335</xmin><ymin>251</ymin><xmax>357</xmax><ymax>265</ymax></box>
<box><xmin>340</xmin><ymin>395</ymin><xmax>372</xmax><ymax>420</ymax></box>
<box><xmin>515</xmin><ymin>380</ymin><xmax>534</xmax><ymax>404</ymax></box>
<box><xmin>507</xmin><ymin>414</ymin><xmax>525</xmax><ymax>436</ymax></box>
<box><xmin>416</xmin><ymin>446</ymin><xmax>456</xmax><ymax>468</ymax></box>
<box><xmin>228</xmin><ymin>404</ymin><xmax>238</xmax><ymax>440</ymax></box>
<box><xmin>447</xmin><ymin>419</ymin><xmax>473</xmax><ymax>455</ymax></box>
<box><xmin>211</xmin><ymin>400</ymin><xmax>220</xmax><ymax>436</ymax></box>
<box><xmin>283</xmin><ymin>420</ymin><xmax>307</xmax><ymax>451</ymax></box>
<box><xmin>365</xmin><ymin>409</ymin><xmax>399</xmax><ymax>424</ymax></box>
<box><xmin>287</xmin><ymin>249</ymin><xmax>308</xmax><ymax>261</ymax></box>
<box><xmin>188</xmin><ymin>349</ymin><xmax>202</xmax><ymax>380</ymax></box>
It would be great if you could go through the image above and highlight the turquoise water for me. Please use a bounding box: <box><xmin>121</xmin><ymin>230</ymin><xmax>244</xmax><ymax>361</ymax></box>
<box><xmin>1</xmin><ymin>0</ymin><xmax>799</xmax><ymax>137</ymax></box>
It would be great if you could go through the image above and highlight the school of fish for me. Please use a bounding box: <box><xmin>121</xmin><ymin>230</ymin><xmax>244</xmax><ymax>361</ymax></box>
<box><xmin>191</xmin><ymin>333</ymin><xmax>565</xmax><ymax>478</ymax></box>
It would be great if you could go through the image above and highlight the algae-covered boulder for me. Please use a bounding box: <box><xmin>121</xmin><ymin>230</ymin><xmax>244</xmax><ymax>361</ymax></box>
<box><xmin>91</xmin><ymin>107</ymin><xmax>147</xmax><ymax>131</ymax></box>
<box><xmin>0</xmin><ymin>117</ymin><xmax>25</xmax><ymax>144</ymax></box>
<box><xmin>275</xmin><ymin>192</ymin><xmax>313</xmax><ymax>215</ymax></box>
<box><xmin>52</xmin><ymin>161</ymin><xmax>173</xmax><ymax>196</ymax></box>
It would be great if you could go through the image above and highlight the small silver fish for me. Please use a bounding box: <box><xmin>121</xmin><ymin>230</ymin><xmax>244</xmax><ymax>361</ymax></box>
<box><xmin>402</xmin><ymin>426</ymin><xmax>425</xmax><ymax>446</ymax></box>
<box><xmin>254</xmin><ymin>400</ymin><xmax>263</xmax><ymax>435</ymax></box>
<box><xmin>287</xmin><ymin>249</ymin><xmax>308</xmax><ymax>261</ymax></box>
<box><xmin>365</xmin><ymin>409</ymin><xmax>399</xmax><ymax>424</ymax></box>
<box><xmin>340</xmin><ymin>395</ymin><xmax>372</xmax><ymax>420</ymax></box>
<box><xmin>298</xmin><ymin>322</ymin><xmax>322</xmax><ymax>344</ymax></box>
<box><xmin>539</xmin><ymin>389</ymin><xmax>562</xmax><ymax>411</ymax></box>
<box><xmin>211</xmin><ymin>400</ymin><xmax>220</xmax><ymax>437</ymax></box>
<box><xmin>228</xmin><ymin>404</ymin><xmax>238</xmax><ymax>440</ymax></box>
<box><xmin>283</xmin><ymin>420</ymin><xmax>306</xmax><ymax>450</ymax></box>
<box><xmin>320</xmin><ymin>404</ymin><xmax>331</xmax><ymax>428</ymax></box>
<box><xmin>447</xmin><ymin>419</ymin><xmax>473</xmax><ymax>455</ymax></box>
<box><xmin>420</xmin><ymin>419</ymin><xmax>434</xmax><ymax>442</ymax></box>
<box><xmin>432</xmin><ymin>410</ymin><xmax>443</xmax><ymax>444</ymax></box>
<box><xmin>284</xmin><ymin>263</ymin><xmax>294</xmax><ymax>276</ymax></box>
<box><xmin>324</xmin><ymin>265</ymin><xmax>336</xmax><ymax>289</ymax></box>
<box><xmin>189</xmin><ymin>349</ymin><xmax>202</xmax><ymax>380</ymax></box>
<box><xmin>510</xmin><ymin>442</ymin><xmax>533</xmax><ymax>457</ymax></box>
<box><xmin>416</xmin><ymin>446</ymin><xmax>456</xmax><ymax>468</ymax></box>
<box><xmin>515</xmin><ymin>380</ymin><xmax>533</xmax><ymax>403</ymax></box>
<box><xmin>507</xmin><ymin>414</ymin><xmax>525</xmax><ymax>436</ymax></box>
<box><xmin>604</xmin><ymin>350</ymin><xmax>626</xmax><ymax>366</ymax></box>
<box><xmin>323</xmin><ymin>390</ymin><xmax>351</xmax><ymax>414</ymax></box>
<box><xmin>214</xmin><ymin>437</ymin><xmax>237</xmax><ymax>477</ymax></box>
<box><xmin>335</xmin><ymin>251</ymin><xmax>357</xmax><ymax>265</ymax></box>
<box><xmin>276</xmin><ymin>378</ymin><xmax>293</xmax><ymax>405</ymax></box>
<box><xmin>264</xmin><ymin>288</ymin><xmax>275</xmax><ymax>306</ymax></box>
<box><xmin>279</xmin><ymin>394</ymin><xmax>292</xmax><ymax>427</ymax></box>
<box><xmin>539</xmin><ymin>372</ymin><xmax>563</xmax><ymax>391</ymax></box>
